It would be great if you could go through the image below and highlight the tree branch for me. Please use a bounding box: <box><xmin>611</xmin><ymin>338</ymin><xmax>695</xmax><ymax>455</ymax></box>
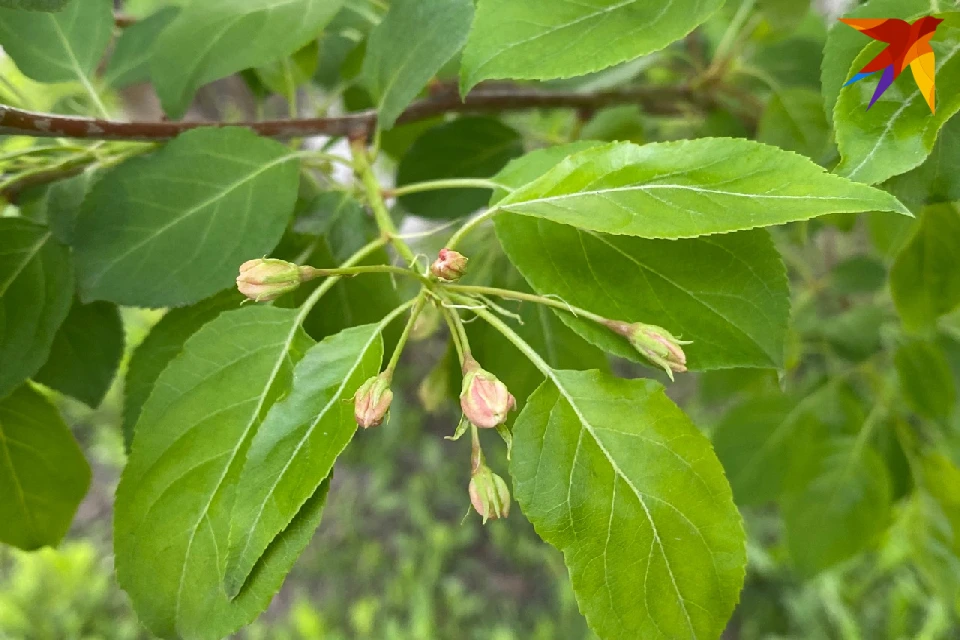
<box><xmin>0</xmin><ymin>83</ymin><xmax>698</xmax><ymax>143</ymax></box>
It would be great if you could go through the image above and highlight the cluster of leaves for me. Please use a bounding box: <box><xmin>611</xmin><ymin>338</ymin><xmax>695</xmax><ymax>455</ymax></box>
<box><xmin>1</xmin><ymin>0</ymin><xmax>960</xmax><ymax>638</ymax></box>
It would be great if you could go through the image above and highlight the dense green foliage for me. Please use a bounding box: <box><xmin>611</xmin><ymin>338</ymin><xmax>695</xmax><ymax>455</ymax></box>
<box><xmin>2</xmin><ymin>0</ymin><xmax>960</xmax><ymax>638</ymax></box>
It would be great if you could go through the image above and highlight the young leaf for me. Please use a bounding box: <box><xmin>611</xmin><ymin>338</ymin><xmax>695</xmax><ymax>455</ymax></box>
<box><xmin>224</xmin><ymin>320</ymin><xmax>391</xmax><ymax>597</ymax></box>
<box><xmin>460</xmin><ymin>0</ymin><xmax>724</xmax><ymax>93</ymax></box>
<box><xmin>115</xmin><ymin>306</ymin><xmax>317</xmax><ymax>639</ymax></box>
<box><xmin>73</xmin><ymin>128</ymin><xmax>299</xmax><ymax>308</ymax></box>
<box><xmin>0</xmin><ymin>384</ymin><xmax>90</xmax><ymax>551</ymax></box>
<box><xmin>513</xmin><ymin>370</ymin><xmax>745</xmax><ymax>640</ymax></box>
<box><xmin>123</xmin><ymin>291</ymin><xmax>243</xmax><ymax>449</ymax></box>
<box><xmin>34</xmin><ymin>300</ymin><xmax>124</xmax><ymax>409</ymax></box>
<box><xmin>497</xmin><ymin>215</ymin><xmax>790</xmax><ymax>370</ymax></box>
<box><xmin>363</xmin><ymin>0</ymin><xmax>474</xmax><ymax>129</ymax></box>
<box><xmin>712</xmin><ymin>394</ymin><xmax>825</xmax><ymax>506</ymax></box>
<box><xmin>104</xmin><ymin>6</ymin><xmax>180</xmax><ymax>89</ymax></box>
<box><xmin>890</xmin><ymin>204</ymin><xmax>960</xmax><ymax>333</ymax></box>
<box><xmin>0</xmin><ymin>0</ymin><xmax>112</xmax><ymax>84</ymax></box>
<box><xmin>397</xmin><ymin>117</ymin><xmax>523</xmax><ymax>219</ymax></box>
<box><xmin>0</xmin><ymin>218</ymin><xmax>74</xmax><ymax>400</ymax></box>
<box><xmin>895</xmin><ymin>339</ymin><xmax>956</xmax><ymax>421</ymax></box>
<box><xmin>495</xmin><ymin>139</ymin><xmax>909</xmax><ymax>239</ymax></box>
<box><xmin>150</xmin><ymin>0</ymin><xmax>343</xmax><ymax>118</ymax></box>
<box><xmin>834</xmin><ymin>13</ymin><xmax>960</xmax><ymax>185</ymax></box>
<box><xmin>781</xmin><ymin>437</ymin><xmax>892</xmax><ymax>576</ymax></box>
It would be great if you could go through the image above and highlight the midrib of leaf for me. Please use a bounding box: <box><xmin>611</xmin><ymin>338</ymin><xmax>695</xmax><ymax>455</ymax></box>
<box><xmin>230</xmin><ymin>303</ymin><xmax>411</xmax><ymax>582</ymax></box>
<box><xmin>475</xmin><ymin>308</ymin><xmax>703</xmax><ymax>636</ymax></box>
<box><xmin>49</xmin><ymin>12</ymin><xmax>107</xmax><ymax>117</ymax></box>
<box><xmin>844</xmin><ymin>40</ymin><xmax>960</xmax><ymax>181</ymax></box>
<box><xmin>88</xmin><ymin>153</ymin><xmax>297</xmax><ymax>286</ymax></box>
<box><xmin>0</xmin><ymin>231</ymin><xmax>49</xmax><ymax>297</ymax></box>
<box><xmin>0</xmin><ymin>417</ymin><xmax>36</xmax><ymax>542</ymax></box>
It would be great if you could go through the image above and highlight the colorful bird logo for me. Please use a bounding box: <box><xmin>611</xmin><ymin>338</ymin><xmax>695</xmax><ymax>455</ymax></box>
<box><xmin>840</xmin><ymin>16</ymin><xmax>944</xmax><ymax>113</ymax></box>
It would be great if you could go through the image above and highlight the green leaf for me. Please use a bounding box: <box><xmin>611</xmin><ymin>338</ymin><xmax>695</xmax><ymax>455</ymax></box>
<box><xmin>757</xmin><ymin>0</ymin><xmax>810</xmax><ymax>32</ymax></box>
<box><xmin>886</xmin><ymin>115</ymin><xmax>960</xmax><ymax>212</ymax></box>
<box><xmin>150</xmin><ymin>0</ymin><xmax>343</xmax><ymax>119</ymax></box>
<box><xmin>123</xmin><ymin>291</ymin><xmax>242</xmax><ymax>450</ymax></box>
<box><xmin>895</xmin><ymin>339</ymin><xmax>956</xmax><ymax>421</ymax></box>
<box><xmin>104</xmin><ymin>6</ymin><xmax>180</xmax><ymax>89</ymax></box>
<box><xmin>495</xmin><ymin>139</ymin><xmax>909</xmax><ymax>239</ymax></box>
<box><xmin>253</xmin><ymin>41</ymin><xmax>319</xmax><ymax>97</ymax></box>
<box><xmin>512</xmin><ymin>370</ymin><xmax>745</xmax><ymax>640</ymax></box>
<box><xmin>0</xmin><ymin>384</ymin><xmax>90</xmax><ymax>551</ymax></box>
<box><xmin>397</xmin><ymin>117</ymin><xmax>523</xmax><ymax>219</ymax></box>
<box><xmin>0</xmin><ymin>0</ymin><xmax>112</xmax><ymax>84</ymax></box>
<box><xmin>834</xmin><ymin>13</ymin><xmax>960</xmax><ymax>184</ymax></box>
<box><xmin>74</xmin><ymin>128</ymin><xmax>300</xmax><ymax>308</ymax></box>
<box><xmin>757</xmin><ymin>88</ymin><xmax>832</xmax><ymax>162</ymax></box>
<box><xmin>0</xmin><ymin>0</ymin><xmax>71</xmax><ymax>10</ymax></box>
<box><xmin>891</xmin><ymin>204</ymin><xmax>960</xmax><ymax>333</ymax></box>
<box><xmin>34</xmin><ymin>300</ymin><xmax>123</xmax><ymax>408</ymax></box>
<box><xmin>460</xmin><ymin>0</ymin><xmax>725</xmax><ymax>93</ymax></box>
<box><xmin>830</xmin><ymin>255</ymin><xmax>888</xmax><ymax>295</ymax></box>
<box><xmin>362</xmin><ymin>0</ymin><xmax>473</xmax><ymax>129</ymax></box>
<box><xmin>497</xmin><ymin>215</ymin><xmax>791</xmax><ymax>370</ymax></box>
<box><xmin>0</xmin><ymin>218</ymin><xmax>74</xmax><ymax>400</ymax></box>
<box><xmin>712</xmin><ymin>394</ymin><xmax>825</xmax><ymax>506</ymax></box>
<box><xmin>24</xmin><ymin>170</ymin><xmax>97</xmax><ymax>246</ymax></box>
<box><xmin>115</xmin><ymin>306</ymin><xmax>320</xmax><ymax>639</ymax></box>
<box><xmin>224</xmin><ymin>320</ymin><xmax>390</xmax><ymax>597</ymax></box>
<box><xmin>781</xmin><ymin>437</ymin><xmax>892</xmax><ymax>575</ymax></box>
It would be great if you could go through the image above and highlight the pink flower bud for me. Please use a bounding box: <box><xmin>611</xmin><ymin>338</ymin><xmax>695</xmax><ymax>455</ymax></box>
<box><xmin>606</xmin><ymin>320</ymin><xmax>691</xmax><ymax>380</ymax></box>
<box><xmin>431</xmin><ymin>248</ymin><xmax>468</xmax><ymax>281</ymax></box>
<box><xmin>354</xmin><ymin>373</ymin><xmax>393</xmax><ymax>429</ymax></box>
<box><xmin>236</xmin><ymin>258</ymin><xmax>305</xmax><ymax>302</ymax></box>
<box><xmin>468</xmin><ymin>465</ymin><xmax>511</xmax><ymax>522</ymax></box>
<box><xmin>459</xmin><ymin>357</ymin><xmax>515</xmax><ymax>429</ymax></box>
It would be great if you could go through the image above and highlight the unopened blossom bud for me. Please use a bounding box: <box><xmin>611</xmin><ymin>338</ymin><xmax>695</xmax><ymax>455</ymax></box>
<box><xmin>469</xmin><ymin>464</ymin><xmax>511</xmax><ymax>522</ymax></box>
<box><xmin>354</xmin><ymin>373</ymin><xmax>393</xmax><ymax>429</ymax></box>
<box><xmin>236</xmin><ymin>258</ymin><xmax>306</xmax><ymax>302</ymax></box>
<box><xmin>460</xmin><ymin>357</ymin><xmax>515</xmax><ymax>429</ymax></box>
<box><xmin>606</xmin><ymin>320</ymin><xmax>691</xmax><ymax>380</ymax></box>
<box><xmin>431</xmin><ymin>248</ymin><xmax>468</xmax><ymax>281</ymax></box>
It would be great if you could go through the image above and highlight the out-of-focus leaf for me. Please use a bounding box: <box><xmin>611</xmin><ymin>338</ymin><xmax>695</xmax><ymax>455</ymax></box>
<box><xmin>104</xmin><ymin>6</ymin><xmax>179</xmax><ymax>88</ymax></box>
<box><xmin>895</xmin><ymin>339</ymin><xmax>956</xmax><ymax>421</ymax></box>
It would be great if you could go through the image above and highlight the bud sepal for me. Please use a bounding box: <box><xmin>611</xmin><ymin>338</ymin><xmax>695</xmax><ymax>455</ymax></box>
<box><xmin>468</xmin><ymin>461</ymin><xmax>511</xmax><ymax>523</ymax></box>
<box><xmin>354</xmin><ymin>372</ymin><xmax>394</xmax><ymax>429</ymax></box>
<box><xmin>605</xmin><ymin>320</ymin><xmax>691</xmax><ymax>380</ymax></box>
<box><xmin>459</xmin><ymin>357</ymin><xmax>516</xmax><ymax>428</ymax></box>
<box><xmin>431</xmin><ymin>248</ymin><xmax>468</xmax><ymax>282</ymax></box>
<box><xmin>236</xmin><ymin>258</ymin><xmax>309</xmax><ymax>302</ymax></box>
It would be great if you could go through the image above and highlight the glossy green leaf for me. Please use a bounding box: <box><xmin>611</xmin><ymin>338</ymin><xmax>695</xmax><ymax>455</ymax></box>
<box><xmin>0</xmin><ymin>0</ymin><xmax>112</xmax><ymax>84</ymax></box>
<box><xmin>891</xmin><ymin>204</ymin><xmax>960</xmax><ymax>333</ymax></box>
<box><xmin>460</xmin><ymin>0</ymin><xmax>725</xmax><ymax>92</ymax></box>
<box><xmin>495</xmin><ymin>139</ymin><xmax>909</xmax><ymax>239</ymax></box>
<box><xmin>0</xmin><ymin>0</ymin><xmax>70</xmax><ymax>10</ymax></box>
<box><xmin>712</xmin><ymin>394</ymin><xmax>824</xmax><ymax>506</ymax></box>
<box><xmin>363</xmin><ymin>0</ymin><xmax>473</xmax><ymax>129</ymax></box>
<box><xmin>123</xmin><ymin>291</ymin><xmax>242</xmax><ymax>449</ymax></box>
<box><xmin>34</xmin><ymin>300</ymin><xmax>123</xmax><ymax>408</ymax></box>
<box><xmin>886</xmin><ymin>115</ymin><xmax>960</xmax><ymax>213</ymax></box>
<box><xmin>104</xmin><ymin>6</ymin><xmax>179</xmax><ymax>89</ymax></box>
<box><xmin>0</xmin><ymin>384</ymin><xmax>90</xmax><ymax>551</ymax></box>
<box><xmin>0</xmin><ymin>218</ymin><xmax>74</xmax><ymax>400</ymax></box>
<box><xmin>397</xmin><ymin>117</ymin><xmax>523</xmax><ymax>219</ymax></box>
<box><xmin>896</xmin><ymin>339</ymin><xmax>956</xmax><ymax>421</ymax></box>
<box><xmin>74</xmin><ymin>128</ymin><xmax>299</xmax><ymax>308</ymax></box>
<box><xmin>757</xmin><ymin>88</ymin><xmax>831</xmax><ymax>162</ymax></box>
<box><xmin>115</xmin><ymin>306</ymin><xmax>319</xmax><ymax>639</ymax></box>
<box><xmin>781</xmin><ymin>437</ymin><xmax>892</xmax><ymax>576</ymax></box>
<box><xmin>150</xmin><ymin>0</ymin><xmax>343</xmax><ymax>119</ymax></box>
<box><xmin>512</xmin><ymin>370</ymin><xmax>745</xmax><ymax>640</ymax></box>
<box><xmin>23</xmin><ymin>169</ymin><xmax>97</xmax><ymax>246</ymax></box>
<box><xmin>225</xmin><ymin>320</ymin><xmax>391</xmax><ymax>597</ymax></box>
<box><xmin>834</xmin><ymin>13</ymin><xmax>960</xmax><ymax>184</ymax></box>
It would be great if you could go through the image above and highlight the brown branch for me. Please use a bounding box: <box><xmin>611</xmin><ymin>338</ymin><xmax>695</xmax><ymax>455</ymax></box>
<box><xmin>0</xmin><ymin>84</ymin><xmax>698</xmax><ymax>143</ymax></box>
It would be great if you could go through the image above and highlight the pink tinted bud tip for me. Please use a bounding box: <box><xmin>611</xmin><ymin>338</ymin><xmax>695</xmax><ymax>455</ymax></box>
<box><xmin>236</xmin><ymin>258</ymin><xmax>305</xmax><ymax>302</ymax></box>
<box><xmin>459</xmin><ymin>357</ymin><xmax>516</xmax><ymax>429</ymax></box>
<box><xmin>606</xmin><ymin>320</ymin><xmax>691</xmax><ymax>380</ymax></box>
<box><xmin>469</xmin><ymin>465</ymin><xmax>511</xmax><ymax>522</ymax></box>
<box><xmin>431</xmin><ymin>248</ymin><xmax>468</xmax><ymax>282</ymax></box>
<box><xmin>354</xmin><ymin>373</ymin><xmax>394</xmax><ymax>429</ymax></box>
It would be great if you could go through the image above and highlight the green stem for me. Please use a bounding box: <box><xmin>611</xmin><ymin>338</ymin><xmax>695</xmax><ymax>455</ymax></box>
<box><xmin>460</xmin><ymin>298</ymin><xmax>553</xmax><ymax>378</ymax></box>
<box><xmin>295</xmin><ymin>238</ymin><xmax>387</xmax><ymax>323</ymax></box>
<box><xmin>435</xmin><ymin>299</ymin><xmax>467</xmax><ymax>365</ymax></box>
<box><xmin>384</xmin><ymin>292</ymin><xmax>428</xmax><ymax>376</ymax></box>
<box><xmin>384</xmin><ymin>178</ymin><xmax>511</xmax><ymax>199</ymax></box>
<box><xmin>445</xmin><ymin>208</ymin><xmax>498</xmax><ymax>251</ymax></box>
<box><xmin>445</xmin><ymin>284</ymin><xmax>611</xmax><ymax>325</ymax></box>
<box><xmin>707</xmin><ymin>0</ymin><xmax>757</xmax><ymax>78</ymax></box>
<box><xmin>350</xmin><ymin>139</ymin><xmax>418</xmax><ymax>265</ymax></box>
<box><xmin>302</xmin><ymin>264</ymin><xmax>431</xmax><ymax>285</ymax></box>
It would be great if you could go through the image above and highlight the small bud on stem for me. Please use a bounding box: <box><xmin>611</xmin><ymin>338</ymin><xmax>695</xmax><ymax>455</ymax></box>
<box><xmin>236</xmin><ymin>258</ymin><xmax>311</xmax><ymax>302</ymax></box>
<box><xmin>604</xmin><ymin>320</ymin><xmax>691</xmax><ymax>380</ymax></box>
<box><xmin>469</xmin><ymin>461</ymin><xmax>511</xmax><ymax>522</ymax></box>
<box><xmin>431</xmin><ymin>248</ymin><xmax>468</xmax><ymax>282</ymax></box>
<box><xmin>460</xmin><ymin>357</ymin><xmax>516</xmax><ymax>428</ymax></box>
<box><xmin>354</xmin><ymin>373</ymin><xmax>394</xmax><ymax>429</ymax></box>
